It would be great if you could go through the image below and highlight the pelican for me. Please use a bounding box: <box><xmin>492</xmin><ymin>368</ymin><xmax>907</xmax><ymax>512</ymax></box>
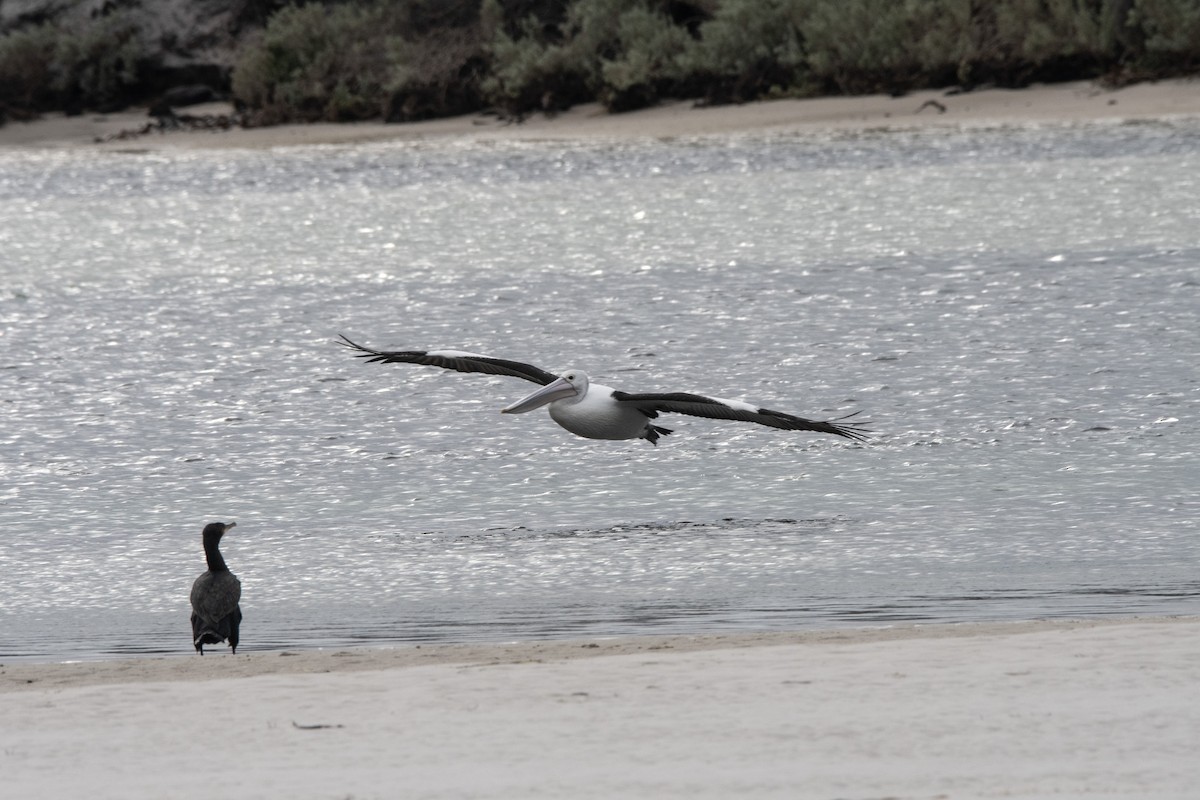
<box><xmin>338</xmin><ymin>336</ymin><xmax>869</xmax><ymax>445</ymax></box>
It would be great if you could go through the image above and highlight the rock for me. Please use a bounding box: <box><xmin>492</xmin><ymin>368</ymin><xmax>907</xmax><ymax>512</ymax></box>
<box><xmin>158</xmin><ymin>84</ymin><xmax>221</xmax><ymax>109</ymax></box>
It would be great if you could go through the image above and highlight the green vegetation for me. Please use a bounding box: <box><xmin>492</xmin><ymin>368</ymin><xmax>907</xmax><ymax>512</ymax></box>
<box><xmin>481</xmin><ymin>0</ymin><xmax>698</xmax><ymax>113</ymax></box>
<box><xmin>1135</xmin><ymin>0</ymin><xmax>1200</xmax><ymax>71</ymax></box>
<box><xmin>231</xmin><ymin>3</ymin><xmax>402</xmax><ymax>123</ymax></box>
<box><xmin>678</xmin><ymin>0</ymin><xmax>809</xmax><ymax>104</ymax></box>
<box><xmin>3</xmin><ymin>0</ymin><xmax>1200</xmax><ymax>125</ymax></box>
<box><xmin>229</xmin><ymin>2</ymin><xmax>487</xmax><ymax>124</ymax></box>
<box><xmin>0</xmin><ymin>9</ymin><xmax>155</xmax><ymax>121</ymax></box>
<box><xmin>475</xmin><ymin>0</ymin><xmax>1200</xmax><ymax>115</ymax></box>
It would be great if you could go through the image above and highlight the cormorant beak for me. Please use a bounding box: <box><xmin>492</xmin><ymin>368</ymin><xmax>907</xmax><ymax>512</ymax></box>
<box><xmin>223</xmin><ymin>521</ymin><xmax>237</xmax><ymax>532</ymax></box>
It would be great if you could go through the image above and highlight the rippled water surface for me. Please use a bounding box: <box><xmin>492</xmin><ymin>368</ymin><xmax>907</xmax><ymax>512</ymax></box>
<box><xmin>2</xmin><ymin>121</ymin><xmax>1198</xmax><ymax>661</ymax></box>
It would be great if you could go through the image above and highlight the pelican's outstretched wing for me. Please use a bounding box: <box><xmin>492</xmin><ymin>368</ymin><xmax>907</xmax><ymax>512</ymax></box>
<box><xmin>337</xmin><ymin>335</ymin><xmax>559</xmax><ymax>385</ymax></box>
<box><xmin>611</xmin><ymin>391</ymin><xmax>871</xmax><ymax>441</ymax></box>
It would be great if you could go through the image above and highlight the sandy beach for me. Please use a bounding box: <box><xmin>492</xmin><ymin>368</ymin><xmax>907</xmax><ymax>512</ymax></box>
<box><xmin>1</xmin><ymin>78</ymin><xmax>1198</xmax><ymax>150</ymax></box>
<box><xmin>5</xmin><ymin>80</ymin><xmax>1199</xmax><ymax>798</ymax></box>
<box><xmin>3</xmin><ymin>617</ymin><xmax>1198</xmax><ymax>799</ymax></box>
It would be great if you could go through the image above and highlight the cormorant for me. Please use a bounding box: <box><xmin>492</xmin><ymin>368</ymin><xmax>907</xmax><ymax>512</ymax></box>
<box><xmin>190</xmin><ymin>521</ymin><xmax>242</xmax><ymax>655</ymax></box>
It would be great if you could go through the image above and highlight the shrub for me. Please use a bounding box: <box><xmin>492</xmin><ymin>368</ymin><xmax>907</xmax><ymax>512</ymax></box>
<box><xmin>909</xmin><ymin>0</ymin><xmax>983</xmax><ymax>87</ymax></box>
<box><xmin>1132</xmin><ymin>0</ymin><xmax>1200</xmax><ymax>73</ymax></box>
<box><xmin>796</xmin><ymin>0</ymin><xmax>1132</xmax><ymax>92</ymax></box>
<box><xmin>52</xmin><ymin>11</ymin><xmax>155</xmax><ymax>113</ymax></box>
<box><xmin>798</xmin><ymin>0</ymin><xmax>951</xmax><ymax>95</ymax></box>
<box><xmin>678</xmin><ymin>0</ymin><xmax>809</xmax><ymax>104</ymax></box>
<box><xmin>482</xmin><ymin>14</ymin><xmax>590</xmax><ymax>114</ymax></box>
<box><xmin>9</xmin><ymin>0</ymin><xmax>1200</xmax><ymax>125</ymax></box>
<box><xmin>233</xmin><ymin>1</ymin><xmax>488</xmax><ymax>124</ymax></box>
<box><xmin>991</xmin><ymin>0</ymin><xmax>1117</xmax><ymax>83</ymax></box>
<box><xmin>384</xmin><ymin>26</ymin><xmax>488</xmax><ymax>121</ymax></box>
<box><xmin>483</xmin><ymin>0</ymin><xmax>696</xmax><ymax>115</ymax></box>
<box><xmin>0</xmin><ymin>11</ymin><xmax>156</xmax><ymax>118</ymax></box>
<box><xmin>231</xmin><ymin>3</ymin><xmax>404</xmax><ymax>124</ymax></box>
<box><xmin>0</xmin><ymin>24</ymin><xmax>59</xmax><ymax>119</ymax></box>
<box><xmin>598</xmin><ymin>6</ymin><xmax>693</xmax><ymax>110</ymax></box>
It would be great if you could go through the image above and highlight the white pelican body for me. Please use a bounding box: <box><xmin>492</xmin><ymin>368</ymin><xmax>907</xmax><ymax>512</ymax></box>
<box><xmin>506</xmin><ymin>372</ymin><xmax>663</xmax><ymax>441</ymax></box>
<box><xmin>338</xmin><ymin>336</ymin><xmax>869</xmax><ymax>446</ymax></box>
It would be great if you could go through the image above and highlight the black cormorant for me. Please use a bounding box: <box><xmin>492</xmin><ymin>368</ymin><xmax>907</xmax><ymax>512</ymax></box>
<box><xmin>190</xmin><ymin>521</ymin><xmax>242</xmax><ymax>655</ymax></box>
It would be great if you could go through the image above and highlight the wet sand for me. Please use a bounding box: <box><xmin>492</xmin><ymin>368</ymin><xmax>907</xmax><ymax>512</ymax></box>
<box><xmin>4</xmin><ymin>617</ymin><xmax>1198</xmax><ymax>799</ymax></box>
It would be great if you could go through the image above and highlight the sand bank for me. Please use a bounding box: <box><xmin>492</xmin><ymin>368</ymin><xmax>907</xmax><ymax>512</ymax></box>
<box><xmin>2</xmin><ymin>78</ymin><xmax>1198</xmax><ymax>151</ymax></box>
<box><xmin>3</xmin><ymin>617</ymin><xmax>1198</xmax><ymax>799</ymax></box>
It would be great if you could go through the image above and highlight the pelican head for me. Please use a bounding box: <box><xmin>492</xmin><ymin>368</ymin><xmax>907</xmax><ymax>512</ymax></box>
<box><xmin>501</xmin><ymin>370</ymin><xmax>589</xmax><ymax>414</ymax></box>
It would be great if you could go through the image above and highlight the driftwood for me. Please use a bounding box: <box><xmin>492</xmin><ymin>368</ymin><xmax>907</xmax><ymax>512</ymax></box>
<box><xmin>94</xmin><ymin>108</ymin><xmax>246</xmax><ymax>143</ymax></box>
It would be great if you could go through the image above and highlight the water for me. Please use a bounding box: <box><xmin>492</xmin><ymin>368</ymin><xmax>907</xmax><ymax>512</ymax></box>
<box><xmin>2</xmin><ymin>120</ymin><xmax>1198</xmax><ymax>662</ymax></box>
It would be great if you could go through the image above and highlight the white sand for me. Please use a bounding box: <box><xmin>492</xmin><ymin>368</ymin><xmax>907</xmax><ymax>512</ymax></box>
<box><xmin>3</xmin><ymin>617</ymin><xmax>1198</xmax><ymax>799</ymax></box>
<box><xmin>1</xmin><ymin>78</ymin><xmax>1198</xmax><ymax>150</ymax></box>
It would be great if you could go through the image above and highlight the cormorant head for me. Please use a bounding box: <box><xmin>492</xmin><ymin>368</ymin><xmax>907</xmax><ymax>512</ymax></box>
<box><xmin>202</xmin><ymin>521</ymin><xmax>236</xmax><ymax>541</ymax></box>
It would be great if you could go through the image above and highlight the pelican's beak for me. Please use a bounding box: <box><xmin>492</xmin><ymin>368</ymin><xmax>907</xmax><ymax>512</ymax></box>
<box><xmin>501</xmin><ymin>376</ymin><xmax>578</xmax><ymax>414</ymax></box>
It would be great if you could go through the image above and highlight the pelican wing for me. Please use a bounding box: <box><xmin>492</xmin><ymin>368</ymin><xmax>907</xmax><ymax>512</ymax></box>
<box><xmin>338</xmin><ymin>335</ymin><xmax>559</xmax><ymax>385</ymax></box>
<box><xmin>611</xmin><ymin>391</ymin><xmax>871</xmax><ymax>441</ymax></box>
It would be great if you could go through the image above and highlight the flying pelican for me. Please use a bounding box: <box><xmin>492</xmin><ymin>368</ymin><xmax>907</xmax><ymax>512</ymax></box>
<box><xmin>338</xmin><ymin>335</ymin><xmax>869</xmax><ymax>445</ymax></box>
<box><xmin>190</xmin><ymin>521</ymin><xmax>242</xmax><ymax>655</ymax></box>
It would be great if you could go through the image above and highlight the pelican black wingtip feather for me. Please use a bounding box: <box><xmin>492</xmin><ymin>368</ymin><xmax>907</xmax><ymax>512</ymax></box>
<box><xmin>337</xmin><ymin>334</ymin><xmax>406</xmax><ymax>364</ymax></box>
<box><xmin>337</xmin><ymin>336</ymin><xmax>560</xmax><ymax>385</ymax></box>
<box><xmin>822</xmin><ymin>411</ymin><xmax>873</xmax><ymax>442</ymax></box>
<box><xmin>336</xmin><ymin>333</ymin><xmax>369</xmax><ymax>353</ymax></box>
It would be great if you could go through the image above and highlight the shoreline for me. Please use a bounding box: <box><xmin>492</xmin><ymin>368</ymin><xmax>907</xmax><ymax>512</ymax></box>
<box><xmin>5</xmin><ymin>75</ymin><xmax>1199</xmax><ymax>795</ymax></box>
<box><xmin>5</xmin><ymin>615</ymin><xmax>1198</xmax><ymax>798</ymax></box>
<box><xmin>1</xmin><ymin>78</ymin><xmax>1198</xmax><ymax>151</ymax></box>
<box><xmin>2</xmin><ymin>614</ymin><xmax>1193</xmax><ymax>690</ymax></box>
